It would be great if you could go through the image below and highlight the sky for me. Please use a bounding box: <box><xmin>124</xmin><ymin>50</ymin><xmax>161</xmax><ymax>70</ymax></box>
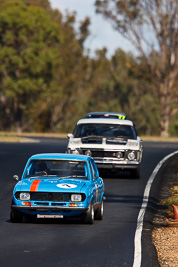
<box><xmin>49</xmin><ymin>0</ymin><xmax>135</xmax><ymax>57</ymax></box>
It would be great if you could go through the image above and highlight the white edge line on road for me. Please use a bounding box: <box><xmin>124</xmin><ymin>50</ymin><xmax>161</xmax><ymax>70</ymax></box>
<box><xmin>133</xmin><ymin>150</ymin><xmax>178</xmax><ymax>267</ymax></box>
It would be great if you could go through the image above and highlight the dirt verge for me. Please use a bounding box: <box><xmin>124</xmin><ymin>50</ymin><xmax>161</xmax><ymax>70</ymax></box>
<box><xmin>152</xmin><ymin>155</ymin><xmax>178</xmax><ymax>266</ymax></box>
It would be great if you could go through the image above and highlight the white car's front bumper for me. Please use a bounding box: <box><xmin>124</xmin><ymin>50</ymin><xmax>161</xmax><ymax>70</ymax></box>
<box><xmin>94</xmin><ymin>158</ymin><xmax>140</xmax><ymax>169</ymax></box>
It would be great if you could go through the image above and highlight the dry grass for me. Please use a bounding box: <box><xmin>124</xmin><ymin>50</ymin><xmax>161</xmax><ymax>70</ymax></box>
<box><xmin>141</xmin><ymin>136</ymin><xmax>178</xmax><ymax>142</ymax></box>
<box><xmin>162</xmin><ymin>185</ymin><xmax>178</xmax><ymax>218</ymax></box>
<box><xmin>0</xmin><ymin>132</ymin><xmax>67</xmax><ymax>142</ymax></box>
<box><xmin>0</xmin><ymin>132</ymin><xmax>178</xmax><ymax>143</ymax></box>
<box><xmin>152</xmin><ymin>167</ymin><xmax>178</xmax><ymax>267</ymax></box>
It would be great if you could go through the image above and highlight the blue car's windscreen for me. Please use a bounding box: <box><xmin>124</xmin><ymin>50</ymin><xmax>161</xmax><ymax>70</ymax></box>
<box><xmin>25</xmin><ymin>160</ymin><xmax>89</xmax><ymax>179</ymax></box>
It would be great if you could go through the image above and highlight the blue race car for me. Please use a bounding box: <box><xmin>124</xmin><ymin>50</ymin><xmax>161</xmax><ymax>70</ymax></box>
<box><xmin>10</xmin><ymin>153</ymin><xmax>104</xmax><ymax>224</ymax></box>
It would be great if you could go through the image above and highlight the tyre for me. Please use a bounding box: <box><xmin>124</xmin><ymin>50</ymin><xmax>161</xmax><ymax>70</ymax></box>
<box><xmin>95</xmin><ymin>198</ymin><xmax>104</xmax><ymax>220</ymax></box>
<box><xmin>82</xmin><ymin>201</ymin><xmax>94</xmax><ymax>224</ymax></box>
<box><xmin>132</xmin><ymin>167</ymin><xmax>140</xmax><ymax>179</ymax></box>
<box><xmin>10</xmin><ymin>208</ymin><xmax>23</xmax><ymax>223</ymax></box>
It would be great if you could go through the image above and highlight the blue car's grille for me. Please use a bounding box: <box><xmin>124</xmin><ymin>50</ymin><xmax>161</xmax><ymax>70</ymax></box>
<box><xmin>15</xmin><ymin>192</ymin><xmax>86</xmax><ymax>202</ymax></box>
<box><xmin>30</xmin><ymin>192</ymin><xmax>70</xmax><ymax>202</ymax></box>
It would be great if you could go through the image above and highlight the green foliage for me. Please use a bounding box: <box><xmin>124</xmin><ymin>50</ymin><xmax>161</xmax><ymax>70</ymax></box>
<box><xmin>34</xmin><ymin>10</ymin><xmax>92</xmax><ymax>133</ymax></box>
<box><xmin>0</xmin><ymin>0</ymin><xmax>51</xmax><ymax>10</ymax></box>
<box><xmin>169</xmin><ymin>113</ymin><xmax>178</xmax><ymax>136</ymax></box>
<box><xmin>0</xmin><ymin>0</ymin><xmax>62</xmax><ymax>131</ymax></box>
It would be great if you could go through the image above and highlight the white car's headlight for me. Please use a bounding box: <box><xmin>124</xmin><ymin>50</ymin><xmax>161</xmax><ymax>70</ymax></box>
<box><xmin>72</xmin><ymin>149</ymin><xmax>80</xmax><ymax>154</ymax></box>
<box><xmin>85</xmin><ymin>150</ymin><xmax>92</xmax><ymax>156</ymax></box>
<box><xmin>71</xmin><ymin>194</ymin><xmax>82</xmax><ymax>202</ymax></box>
<box><xmin>67</xmin><ymin>148</ymin><xmax>71</xmax><ymax>153</ymax></box>
<box><xmin>116</xmin><ymin>151</ymin><xmax>123</xmax><ymax>159</ymax></box>
<box><xmin>20</xmin><ymin>192</ymin><xmax>30</xmax><ymax>200</ymax></box>
<box><xmin>71</xmin><ymin>149</ymin><xmax>82</xmax><ymax>155</ymax></box>
<box><xmin>127</xmin><ymin>151</ymin><xmax>136</xmax><ymax>160</ymax></box>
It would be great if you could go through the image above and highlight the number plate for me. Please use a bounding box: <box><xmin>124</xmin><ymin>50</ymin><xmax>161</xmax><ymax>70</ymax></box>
<box><xmin>37</xmin><ymin>214</ymin><xmax>63</xmax><ymax>219</ymax></box>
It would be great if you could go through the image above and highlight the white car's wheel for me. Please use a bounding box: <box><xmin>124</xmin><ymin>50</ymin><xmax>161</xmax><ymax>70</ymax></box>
<box><xmin>132</xmin><ymin>167</ymin><xmax>140</xmax><ymax>179</ymax></box>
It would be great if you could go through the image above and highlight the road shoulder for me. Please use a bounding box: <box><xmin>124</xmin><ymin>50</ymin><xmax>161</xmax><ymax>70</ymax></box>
<box><xmin>142</xmin><ymin>154</ymin><xmax>178</xmax><ymax>267</ymax></box>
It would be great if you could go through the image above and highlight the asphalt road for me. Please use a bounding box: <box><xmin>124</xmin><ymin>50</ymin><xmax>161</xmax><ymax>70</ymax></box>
<box><xmin>0</xmin><ymin>139</ymin><xmax>177</xmax><ymax>267</ymax></box>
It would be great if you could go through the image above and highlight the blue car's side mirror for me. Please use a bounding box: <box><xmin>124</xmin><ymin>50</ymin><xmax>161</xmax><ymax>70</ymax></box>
<box><xmin>13</xmin><ymin>175</ymin><xmax>19</xmax><ymax>181</ymax></box>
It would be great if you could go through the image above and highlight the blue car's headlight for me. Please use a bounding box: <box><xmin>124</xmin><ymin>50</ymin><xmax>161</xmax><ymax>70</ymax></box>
<box><xmin>20</xmin><ymin>192</ymin><xmax>30</xmax><ymax>200</ymax></box>
<box><xmin>71</xmin><ymin>194</ymin><xmax>82</xmax><ymax>202</ymax></box>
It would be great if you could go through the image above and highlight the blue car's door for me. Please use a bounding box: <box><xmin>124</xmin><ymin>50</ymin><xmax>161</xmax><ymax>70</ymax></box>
<box><xmin>89</xmin><ymin>159</ymin><xmax>104</xmax><ymax>205</ymax></box>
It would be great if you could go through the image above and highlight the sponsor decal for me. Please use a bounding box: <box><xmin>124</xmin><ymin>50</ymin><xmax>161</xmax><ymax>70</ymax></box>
<box><xmin>118</xmin><ymin>115</ymin><xmax>126</xmax><ymax>119</ymax></box>
<box><xmin>56</xmin><ymin>183</ymin><xmax>77</xmax><ymax>189</ymax></box>
<box><xmin>30</xmin><ymin>179</ymin><xmax>41</xmax><ymax>192</ymax></box>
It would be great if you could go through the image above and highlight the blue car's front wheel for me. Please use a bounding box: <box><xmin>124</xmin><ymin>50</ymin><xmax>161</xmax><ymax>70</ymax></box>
<box><xmin>82</xmin><ymin>201</ymin><xmax>94</xmax><ymax>224</ymax></box>
<box><xmin>10</xmin><ymin>208</ymin><xmax>23</xmax><ymax>223</ymax></box>
<box><xmin>95</xmin><ymin>199</ymin><xmax>104</xmax><ymax>220</ymax></box>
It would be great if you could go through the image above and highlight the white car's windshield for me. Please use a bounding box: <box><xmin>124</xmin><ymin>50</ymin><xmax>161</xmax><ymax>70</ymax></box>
<box><xmin>24</xmin><ymin>160</ymin><xmax>89</xmax><ymax>179</ymax></box>
<box><xmin>73</xmin><ymin>123</ymin><xmax>137</xmax><ymax>139</ymax></box>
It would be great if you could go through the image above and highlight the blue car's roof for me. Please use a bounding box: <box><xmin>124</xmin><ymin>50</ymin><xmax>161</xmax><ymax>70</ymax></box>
<box><xmin>29</xmin><ymin>153</ymin><xmax>91</xmax><ymax>161</ymax></box>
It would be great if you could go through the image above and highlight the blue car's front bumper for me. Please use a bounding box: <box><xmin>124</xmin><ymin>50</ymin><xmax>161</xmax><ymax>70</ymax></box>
<box><xmin>12</xmin><ymin>205</ymin><xmax>88</xmax><ymax>211</ymax></box>
<box><xmin>11</xmin><ymin>202</ymin><xmax>89</xmax><ymax>217</ymax></box>
<box><xmin>12</xmin><ymin>205</ymin><xmax>89</xmax><ymax>217</ymax></box>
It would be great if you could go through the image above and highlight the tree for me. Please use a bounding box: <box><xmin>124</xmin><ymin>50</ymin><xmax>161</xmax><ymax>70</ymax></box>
<box><xmin>87</xmin><ymin>48</ymin><xmax>160</xmax><ymax>135</ymax></box>
<box><xmin>32</xmin><ymin>9</ymin><xmax>92</xmax><ymax>132</ymax></box>
<box><xmin>110</xmin><ymin>49</ymin><xmax>161</xmax><ymax>135</ymax></box>
<box><xmin>0</xmin><ymin>0</ymin><xmax>62</xmax><ymax>131</ymax></box>
<box><xmin>95</xmin><ymin>0</ymin><xmax>178</xmax><ymax>136</ymax></box>
<box><xmin>0</xmin><ymin>0</ymin><xmax>51</xmax><ymax>10</ymax></box>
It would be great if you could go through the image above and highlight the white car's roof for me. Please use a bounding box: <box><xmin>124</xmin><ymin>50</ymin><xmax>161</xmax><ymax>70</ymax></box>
<box><xmin>77</xmin><ymin>118</ymin><xmax>134</xmax><ymax>126</ymax></box>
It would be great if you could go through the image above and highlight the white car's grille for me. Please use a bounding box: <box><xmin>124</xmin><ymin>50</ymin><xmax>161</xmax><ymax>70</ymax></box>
<box><xmin>83</xmin><ymin>150</ymin><xmax>125</xmax><ymax>158</ymax></box>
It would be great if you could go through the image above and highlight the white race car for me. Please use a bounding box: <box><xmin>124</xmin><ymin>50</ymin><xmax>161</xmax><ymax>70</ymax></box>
<box><xmin>67</xmin><ymin>118</ymin><xmax>143</xmax><ymax>178</ymax></box>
